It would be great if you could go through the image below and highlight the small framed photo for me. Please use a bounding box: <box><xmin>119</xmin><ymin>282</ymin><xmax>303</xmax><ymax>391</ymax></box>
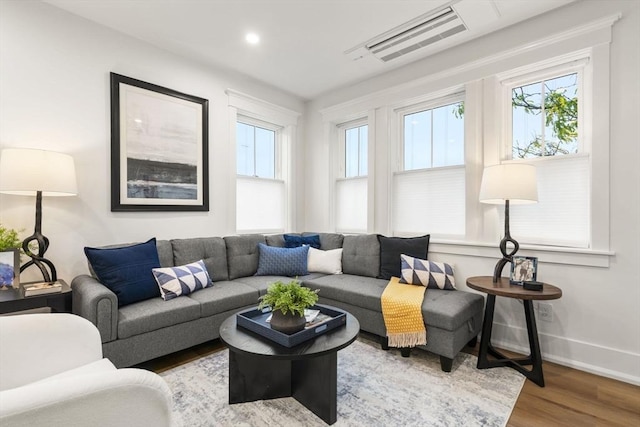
<box><xmin>510</xmin><ymin>256</ymin><xmax>538</xmax><ymax>285</ymax></box>
<box><xmin>0</xmin><ymin>249</ymin><xmax>20</xmax><ymax>289</ymax></box>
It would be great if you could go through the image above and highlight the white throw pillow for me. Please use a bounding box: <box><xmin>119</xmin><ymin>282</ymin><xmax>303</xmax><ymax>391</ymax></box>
<box><xmin>307</xmin><ymin>247</ymin><xmax>343</xmax><ymax>274</ymax></box>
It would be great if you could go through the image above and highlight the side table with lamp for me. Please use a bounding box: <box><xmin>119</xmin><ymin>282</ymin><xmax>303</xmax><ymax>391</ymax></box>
<box><xmin>467</xmin><ymin>276</ymin><xmax>562</xmax><ymax>387</ymax></box>
<box><xmin>0</xmin><ymin>148</ymin><xmax>78</xmax><ymax>313</ymax></box>
<box><xmin>474</xmin><ymin>163</ymin><xmax>563</xmax><ymax>387</ymax></box>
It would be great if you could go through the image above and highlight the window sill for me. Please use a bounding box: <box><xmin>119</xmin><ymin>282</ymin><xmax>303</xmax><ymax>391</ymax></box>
<box><xmin>429</xmin><ymin>239</ymin><xmax>613</xmax><ymax>267</ymax></box>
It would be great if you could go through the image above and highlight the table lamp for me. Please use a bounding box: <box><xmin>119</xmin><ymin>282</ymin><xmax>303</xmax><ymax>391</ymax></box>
<box><xmin>479</xmin><ymin>164</ymin><xmax>537</xmax><ymax>282</ymax></box>
<box><xmin>0</xmin><ymin>148</ymin><xmax>78</xmax><ymax>283</ymax></box>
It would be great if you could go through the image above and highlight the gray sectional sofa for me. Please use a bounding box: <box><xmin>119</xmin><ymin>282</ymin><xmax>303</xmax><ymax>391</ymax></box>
<box><xmin>72</xmin><ymin>233</ymin><xmax>484</xmax><ymax>372</ymax></box>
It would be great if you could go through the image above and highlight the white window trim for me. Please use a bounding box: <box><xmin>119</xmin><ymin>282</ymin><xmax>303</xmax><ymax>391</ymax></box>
<box><xmin>389</xmin><ymin>88</ymin><xmax>470</xmax><ymax>240</ymax></box>
<box><xmin>227</xmin><ymin>89</ymin><xmax>300</xmax><ymax>234</ymax></box>
<box><xmin>316</xmin><ymin>15</ymin><xmax>616</xmax><ymax>265</ymax></box>
<box><xmin>337</xmin><ymin>118</ymin><xmax>368</xmax><ymax>178</ymax></box>
<box><xmin>499</xmin><ymin>53</ymin><xmax>589</xmax><ymax>161</ymax></box>
<box><xmin>483</xmin><ymin>48</ymin><xmax>609</xmax><ymax>253</ymax></box>
<box><xmin>236</xmin><ymin>115</ymin><xmax>281</xmax><ymax>179</ymax></box>
<box><xmin>395</xmin><ymin>92</ymin><xmax>465</xmax><ymax>171</ymax></box>
<box><xmin>324</xmin><ymin>110</ymin><xmax>376</xmax><ymax>233</ymax></box>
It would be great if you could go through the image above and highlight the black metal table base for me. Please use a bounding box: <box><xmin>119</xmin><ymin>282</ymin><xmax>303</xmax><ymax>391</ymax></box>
<box><xmin>229</xmin><ymin>350</ymin><xmax>338</xmax><ymax>425</ymax></box>
<box><xmin>477</xmin><ymin>295</ymin><xmax>545</xmax><ymax>387</ymax></box>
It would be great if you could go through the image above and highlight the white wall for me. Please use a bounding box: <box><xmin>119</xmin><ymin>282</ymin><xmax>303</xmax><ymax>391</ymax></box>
<box><xmin>0</xmin><ymin>1</ymin><xmax>305</xmax><ymax>283</ymax></box>
<box><xmin>304</xmin><ymin>0</ymin><xmax>640</xmax><ymax>384</ymax></box>
<box><xmin>1</xmin><ymin>0</ymin><xmax>638</xmax><ymax>386</ymax></box>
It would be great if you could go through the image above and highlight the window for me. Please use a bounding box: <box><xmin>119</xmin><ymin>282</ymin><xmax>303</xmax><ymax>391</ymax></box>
<box><xmin>235</xmin><ymin>116</ymin><xmax>285</xmax><ymax>233</ymax></box>
<box><xmin>511</xmin><ymin>73</ymin><xmax>578</xmax><ymax>159</ymax></box>
<box><xmin>403</xmin><ymin>101</ymin><xmax>464</xmax><ymax>170</ymax></box>
<box><xmin>503</xmin><ymin>62</ymin><xmax>589</xmax><ymax>248</ymax></box>
<box><xmin>345</xmin><ymin>125</ymin><xmax>367</xmax><ymax>177</ymax></box>
<box><xmin>335</xmin><ymin>122</ymin><xmax>368</xmax><ymax>233</ymax></box>
<box><xmin>393</xmin><ymin>96</ymin><xmax>466</xmax><ymax>238</ymax></box>
<box><xmin>236</xmin><ymin>121</ymin><xmax>276</xmax><ymax>178</ymax></box>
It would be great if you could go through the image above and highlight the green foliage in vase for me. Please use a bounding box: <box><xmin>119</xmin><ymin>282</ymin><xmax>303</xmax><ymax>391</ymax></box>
<box><xmin>258</xmin><ymin>279</ymin><xmax>319</xmax><ymax>317</ymax></box>
<box><xmin>0</xmin><ymin>224</ymin><xmax>22</xmax><ymax>252</ymax></box>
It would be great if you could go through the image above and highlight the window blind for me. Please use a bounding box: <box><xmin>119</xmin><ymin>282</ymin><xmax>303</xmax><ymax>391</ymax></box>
<box><xmin>507</xmin><ymin>155</ymin><xmax>590</xmax><ymax>248</ymax></box>
<box><xmin>335</xmin><ymin>177</ymin><xmax>367</xmax><ymax>233</ymax></box>
<box><xmin>393</xmin><ymin>166</ymin><xmax>465</xmax><ymax>236</ymax></box>
<box><xmin>236</xmin><ymin>176</ymin><xmax>285</xmax><ymax>232</ymax></box>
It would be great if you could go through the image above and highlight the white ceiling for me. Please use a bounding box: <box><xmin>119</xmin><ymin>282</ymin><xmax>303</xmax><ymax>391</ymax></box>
<box><xmin>43</xmin><ymin>0</ymin><xmax>575</xmax><ymax>100</ymax></box>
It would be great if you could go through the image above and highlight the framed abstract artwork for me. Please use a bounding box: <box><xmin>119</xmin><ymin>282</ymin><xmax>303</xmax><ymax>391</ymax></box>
<box><xmin>110</xmin><ymin>73</ymin><xmax>209</xmax><ymax>211</ymax></box>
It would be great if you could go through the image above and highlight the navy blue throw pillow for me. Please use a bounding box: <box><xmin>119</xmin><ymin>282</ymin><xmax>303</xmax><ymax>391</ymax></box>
<box><xmin>255</xmin><ymin>243</ymin><xmax>309</xmax><ymax>276</ymax></box>
<box><xmin>377</xmin><ymin>235</ymin><xmax>430</xmax><ymax>281</ymax></box>
<box><xmin>84</xmin><ymin>238</ymin><xmax>161</xmax><ymax>307</ymax></box>
<box><xmin>283</xmin><ymin>234</ymin><xmax>321</xmax><ymax>249</ymax></box>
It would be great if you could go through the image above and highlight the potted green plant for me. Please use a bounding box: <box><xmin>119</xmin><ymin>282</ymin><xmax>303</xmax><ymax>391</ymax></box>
<box><xmin>0</xmin><ymin>223</ymin><xmax>22</xmax><ymax>252</ymax></box>
<box><xmin>258</xmin><ymin>279</ymin><xmax>319</xmax><ymax>334</ymax></box>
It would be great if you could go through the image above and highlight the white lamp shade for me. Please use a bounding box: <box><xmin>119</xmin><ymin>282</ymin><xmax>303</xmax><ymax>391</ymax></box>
<box><xmin>0</xmin><ymin>148</ymin><xmax>78</xmax><ymax>196</ymax></box>
<box><xmin>479</xmin><ymin>164</ymin><xmax>537</xmax><ymax>205</ymax></box>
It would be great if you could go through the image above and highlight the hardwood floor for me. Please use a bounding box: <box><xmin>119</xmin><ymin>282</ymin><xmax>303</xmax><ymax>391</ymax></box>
<box><xmin>141</xmin><ymin>337</ymin><xmax>640</xmax><ymax>426</ymax></box>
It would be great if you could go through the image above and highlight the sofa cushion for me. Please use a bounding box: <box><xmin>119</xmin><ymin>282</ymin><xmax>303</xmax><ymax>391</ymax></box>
<box><xmin>235</xmin><ymin>273</ymin><xmax>327</xmax><ymax>295</ymax></box>
<box><xmin>341</xmin><ymin>234</ymin><xmax>380</xmax><ymax>277</ymax></box>
<box><xmin>156</xmin><ymin>240</ymin><xmax>174</xmax><ymax>268</ymax></box>
<box><xmin>378</xmin><ymin>235</ymin><xmax>430</xmax><ymax>280</ymax></box>
<box><xmin>421</xmin><ymin>289</ymin><xmax>484</xmax><ymax>331</ymax></box>
<box><xmin>152</xmin><ymin>260</ymin><xmax>213</xmax><ymax>301</ymax></box>
<box><xmin>302</xmin><ymin>232</ymin><xmax>344</xmax><ymax>250</ymax></box>
<box><xmin>187</xmin><ymin>281</ymin><xmax>259</xmax><ymax>317</ymax></box>
<box><xmin>283</xmin><ymin>234</ymin><xmax>321</xmax><ymax>249</ymax></box>
<box><xmin>306</xmin><ymin>274</ymin><xmax>483</xmax><ymax>332</ymax></box>
<box><xmin>308</xmin><ymin>247</ymin><xmax>343</xmax><ymax>274</ymax></box>
<box><xmin>399</xmin><ymin>254</ymin><xmax>456</xmax><ymax>290</ymax></box>
<box><xmin>224</xmin><ymin>234</ymin><xmax>266</xmax><ymax>280</ymax></box>
<box><xmin>171</xmin><ymin>237</ymin><xmax>228</xmax><ymax>282</ymax></box>
<box><xmin>265</xmin><ymin>234</ymin><xmax>288</xmax><ymax>247</ymax></box>
<box><xmin>304</xmin><ymin>274</ymin><xmax>388</xmax><ymax>312</ymax></box>
<box><xmin>255</xmin><ymin>244</ymin><xmax>309</xmax><ymax>276</ymax></box>
<box><xmin>117</xmin><ymin>296</ymin><xmax>201</xmax><ymax>339</ymax></box>
<box><xmin>84</xmin><ymin>238</ymin><xmax>161</xmax><ymax>307</ymax></box>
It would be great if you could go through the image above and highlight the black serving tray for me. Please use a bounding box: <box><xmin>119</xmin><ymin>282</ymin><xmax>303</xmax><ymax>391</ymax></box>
<box><xmin>236</xmin><ymin>304</ymin><xmax>347</xmax><ymax>348</ymax></box>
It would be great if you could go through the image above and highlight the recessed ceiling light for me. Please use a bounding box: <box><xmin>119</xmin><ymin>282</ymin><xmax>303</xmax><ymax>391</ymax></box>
<box><xmin>245</xmin><ymin>33</ymin><xmax>260</xmax><ymax>45</ymax></box>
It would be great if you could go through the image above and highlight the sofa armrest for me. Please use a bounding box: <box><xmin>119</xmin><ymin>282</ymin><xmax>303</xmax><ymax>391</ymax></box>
<box><xmin>72</xmin><ymin>274</ymin><xmax>118</xmax><ymax>343</ymax></box>
<box><xmin>0</xmin><ymin>369</ymin><xmax>173</xmax><ymax>427</ymax></box>
<box><xmin>0</xmin><ymin>314</ymin><xmax>103</xmax><ymax>391</ymax></box>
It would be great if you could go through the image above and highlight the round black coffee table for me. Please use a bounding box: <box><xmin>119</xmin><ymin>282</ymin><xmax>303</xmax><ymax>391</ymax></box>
<box><xmin>219</xmin><ymin>308</ymin><xmax>359</xmax><ymax>425</ymax></box>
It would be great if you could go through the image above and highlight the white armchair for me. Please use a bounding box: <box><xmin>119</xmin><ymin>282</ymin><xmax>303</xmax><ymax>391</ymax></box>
<box><xmin>0</xmin><ymin>313</ymin><xmax>174</xmax><ymax>427</ymax></box>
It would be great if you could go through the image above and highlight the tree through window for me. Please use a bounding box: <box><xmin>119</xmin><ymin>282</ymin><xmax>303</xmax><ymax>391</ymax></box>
<box><xmin>511</xmin><ymin>73</ymin><xmax>578</xmax><ymax>158</ymax></box>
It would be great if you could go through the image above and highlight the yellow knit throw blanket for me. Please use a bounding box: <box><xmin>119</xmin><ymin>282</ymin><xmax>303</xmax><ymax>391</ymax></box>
<box><xmin>381</xmin><ymin>277</ymin><xmax>427</xmax><ymax>348</ymax></box>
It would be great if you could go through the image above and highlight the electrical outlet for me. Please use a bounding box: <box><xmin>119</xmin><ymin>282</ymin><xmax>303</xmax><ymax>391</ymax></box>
<box><xmin>537</xmin><ymin>302</ymin><xmax>553</xmax><ymax>322</ymax></box>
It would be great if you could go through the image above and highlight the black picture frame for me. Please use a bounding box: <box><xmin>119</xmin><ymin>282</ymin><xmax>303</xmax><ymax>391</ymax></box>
<box><xmin>0</xmin><ymin>249</ymin><xmax>20</xmax><ymax>289</ymax></box>
<box><xmin>510</xmin><ymin>256</ymin><xmax>538</xmax><ymax>285</ymax></box>
<box><xmin>110</xmin><ymin>73</ymin><xmax>209</xmax><ymax>212</ymax></box>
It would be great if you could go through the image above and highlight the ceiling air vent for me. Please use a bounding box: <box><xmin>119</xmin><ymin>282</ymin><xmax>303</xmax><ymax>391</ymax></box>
<box><xmin>349</xmin><ymin>6</ymin><xmax>468</xmax><ymax>63</ymax></box>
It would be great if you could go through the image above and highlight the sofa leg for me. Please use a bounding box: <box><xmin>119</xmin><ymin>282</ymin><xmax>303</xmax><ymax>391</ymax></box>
<box><xmin>400</xmin><ymin>347</ymin><xmax>411</xmax><ymax>358</ymax></box>
<box><xmin>467</xmin><ymin>335</ymin><xmax>478</xmax><ymax>348</ymax></box>
<box><xmin>440</xmin><ymin>356</ymin><xmax>453</xmax><ymax>372</ymax></box>
<box><xmin>380</xmin><ymin>336</ymin><xmax>389</xmax><ymax>350</ymax></box>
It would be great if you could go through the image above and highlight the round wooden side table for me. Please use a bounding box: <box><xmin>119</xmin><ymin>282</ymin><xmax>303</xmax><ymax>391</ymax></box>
<box><xmin>467</xmin><ymin>276</ymin><xmax>562</xmax><ymax>387</ymax></box>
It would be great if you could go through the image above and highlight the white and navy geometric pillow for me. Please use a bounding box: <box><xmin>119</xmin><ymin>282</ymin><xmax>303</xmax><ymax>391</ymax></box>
<box><xmin>399</xmin><ymin>254</ymin><xmax>456</xmax><ymax>290</ymax></box>
<box><xmin>152</xmin><ymin>260</ymin><xmax>213</xmax><ymax>301</ymax></box>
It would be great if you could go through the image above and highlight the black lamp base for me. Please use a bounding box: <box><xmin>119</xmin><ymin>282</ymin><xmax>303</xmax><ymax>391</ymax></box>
<box><xmin>493</xmin><ymin>200</ymin><xmax>519</xmax><ymax>283</ymax></box>
<box><xmin>19</xmin><ymin>191</ymin><xmax>57</xmax><ymax>283</ymax></box>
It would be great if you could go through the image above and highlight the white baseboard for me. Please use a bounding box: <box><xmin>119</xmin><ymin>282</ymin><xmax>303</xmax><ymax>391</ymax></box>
<box><xmin>488</xmin><ymin>322</ymin><xmax>640</xmax><ymax>386</ymax></box>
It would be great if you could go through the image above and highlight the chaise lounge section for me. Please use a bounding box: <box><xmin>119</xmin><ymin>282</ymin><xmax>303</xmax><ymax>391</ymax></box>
<box><xmin>72</xmin><ymin>233</ymin><xmax>484</xmax><ymax>371</ymax></box>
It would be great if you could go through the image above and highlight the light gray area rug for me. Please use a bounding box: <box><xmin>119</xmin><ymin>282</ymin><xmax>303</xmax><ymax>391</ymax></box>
<box><xmin>161</xmin><ymin>336</ymin><xmax>525</xmax><ymax>426</ymax></box>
